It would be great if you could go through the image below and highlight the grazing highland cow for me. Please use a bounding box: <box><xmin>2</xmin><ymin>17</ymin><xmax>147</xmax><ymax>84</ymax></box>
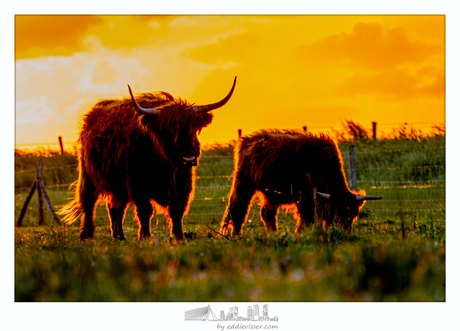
<box><xmin>220</xmin><ymin>129</ymin><xmax>382</xmax><ymax>236</ymax></box>
<box><xmin>60</xmin><ymin>77</ymin><xmax>237</xmax><ymax>241</ymax></box>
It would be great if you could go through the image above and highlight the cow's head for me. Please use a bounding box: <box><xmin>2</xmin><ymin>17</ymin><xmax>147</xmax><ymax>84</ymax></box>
<box><xmin>317</xmin><ymin>189</ymin><xmax>382</xmax><ymax>229</ymax></box>
<box><xmin>128</xmin><ymin>77</ymin><xmax>236</xmax><ymax>168</ymax></box>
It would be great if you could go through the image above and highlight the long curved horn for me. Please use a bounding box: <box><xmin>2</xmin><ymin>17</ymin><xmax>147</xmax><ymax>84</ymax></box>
<box><xmin>192</xmin><ymin>76</ymin><xmax>237</xmax><ymax>113</ymax></box>
<box><xmin>355</xmin><ymin>195</ymin><xmax>383</xmax><ymax>201</ymax></box>
<box><xmin>127</xmin><ymin>84</ymin><xmax>161</xmax><ymax>116</ymax></box>
<box><xmin>316</xmin><ymin>192</ymin><xmax>331</xmax><ymax>200</ymax></box>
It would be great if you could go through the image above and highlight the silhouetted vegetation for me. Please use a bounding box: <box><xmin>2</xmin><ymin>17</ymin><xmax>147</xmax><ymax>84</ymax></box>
<box><xmin>332</xmin><ymin>120</ymin><xmax>370</xmax><ymax>141</ymax></box>
<box><xmin>331</xmin><ymin>120</ymin><xmax>445</xmax><ymax>142</ymax></box>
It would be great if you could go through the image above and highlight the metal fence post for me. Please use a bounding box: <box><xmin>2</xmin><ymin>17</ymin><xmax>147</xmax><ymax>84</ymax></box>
<box><xmin>349</xmin><ymin>144</ymin><xmax>357</xmax><ymax>191</ymax></box>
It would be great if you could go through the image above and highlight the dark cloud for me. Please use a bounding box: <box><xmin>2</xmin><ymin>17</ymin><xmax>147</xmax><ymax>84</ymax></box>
<box><xmin>297</xmin><ymin>22</ymin><xmax>442</xmax><ymax>69</ymax></box>
<box><xmin>15</xmin><ymin>15</ymin><xmax>103</xmax><ymax>59</ymax></box>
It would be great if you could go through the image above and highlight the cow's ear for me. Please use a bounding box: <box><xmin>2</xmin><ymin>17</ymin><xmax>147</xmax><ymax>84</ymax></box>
<box><xmin>138</xmin><ymin>114</ymin><xmax>159</xmax><ymax>133</ymax></box>
<box><xmin>200</xmin><ymin>111</ymin><xmax>214</xmax><ymax>129</ymax></box>
<box><xmin>356</xmin><ymin>189</ymin><xmax>366</xmax><ymax>195</ymax></box>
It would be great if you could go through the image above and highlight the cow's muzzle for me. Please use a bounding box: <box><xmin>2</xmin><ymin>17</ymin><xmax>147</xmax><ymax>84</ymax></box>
<box><xmin>180</xmin><ymin>156</ymin><xmax>197</xmax><ymax>167</ymax></box>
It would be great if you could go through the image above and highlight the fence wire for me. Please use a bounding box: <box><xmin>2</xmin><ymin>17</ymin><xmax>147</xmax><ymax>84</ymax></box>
<box><xmin>14</xmin><ymin>163</ymin><xmax>445</xmax><ymax>175</ymax></box>
<box><xmin>15</xmin><ymin>142</ymin><xmax>445</xmax><ymax>216</ymax></box>
<box><xmin>352</xmin><ymin>146</ymin><xmax>445</xmax><ymax>155</ymax></box>
<box><xmin>15</xmin><ymin>163</ymin><xmax>78</xmax><ymax>174</ymax></box>
<box><xmin>14</xmin><ymin>180</ymin><xmax>445</xmax><ymax>192</ymax></box>
<box><xmin>14</xmin><ymin>145</ymin><xmax>445</xmax><ymax>174</ymax></box>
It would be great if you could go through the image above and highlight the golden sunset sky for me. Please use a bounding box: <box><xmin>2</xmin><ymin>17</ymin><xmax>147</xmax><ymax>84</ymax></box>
<box><xmin>15</xmin><ymin>15</ymin><xmax>444</xmax><ymax>149</ymax></box>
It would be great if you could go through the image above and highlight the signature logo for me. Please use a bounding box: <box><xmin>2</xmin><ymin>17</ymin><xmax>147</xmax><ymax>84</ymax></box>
<box><xmin>185</xmin><ymin>304</ymin><xmax>278</xmax><ymax>322</ymax></box>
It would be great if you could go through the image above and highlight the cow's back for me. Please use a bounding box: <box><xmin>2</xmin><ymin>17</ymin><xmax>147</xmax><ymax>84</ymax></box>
<box><xmin>235</xmin><ymin>129</ymin><xmax>346</xmax><ymax>190</ymax></box>
<box><xmin>78</xmin><ymin>97</ymin><xmax>147</xmax><ymax>195</ymax></box>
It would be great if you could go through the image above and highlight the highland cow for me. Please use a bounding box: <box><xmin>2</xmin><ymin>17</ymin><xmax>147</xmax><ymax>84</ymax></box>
<box><xmin>220</xmin><ymin>129</ymin><xmax>382</xmax><ymax>236</ymax></box>
<box><xmin>60</xmin><ymin>77</ymin><xmax>237</xmax><ymax>241</ymax></box>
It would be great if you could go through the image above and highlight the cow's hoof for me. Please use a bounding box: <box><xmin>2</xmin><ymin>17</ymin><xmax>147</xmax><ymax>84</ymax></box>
<box><xmin>79</xmin><ymin>232</ymin><xmax>94</xmax><ymax>241</ymax></box>
<box><xmin>138</xmin><ymin>234</ymin><xmax>151</xmax><ymax>240</ymax></box>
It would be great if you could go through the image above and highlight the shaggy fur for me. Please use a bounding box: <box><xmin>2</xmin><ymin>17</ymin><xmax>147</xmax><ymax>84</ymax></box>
<box><xmin>59</xmin><ymin>90</ymin><xmax>214</xmax><ymax>241</ymax></box>
<box><xmin>220</xmin><ymin>129</ymin><xmax>366</xmax><ymax>236</ymax></box>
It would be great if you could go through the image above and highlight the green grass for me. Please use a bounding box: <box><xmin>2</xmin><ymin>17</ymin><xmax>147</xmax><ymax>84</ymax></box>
<box><xmin>14</xmin><ymin>134</ymin><xmax>445</xmax><ymax>302</ymax></box>
<box><xmin>14</xmin><ymin>220</ymin><xmax>445</xmax><ymax>302</ymax></box>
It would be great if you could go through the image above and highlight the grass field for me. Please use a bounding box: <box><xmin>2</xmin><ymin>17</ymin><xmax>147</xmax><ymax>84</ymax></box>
<box><xmin>14</xmin><ymin>130</ymin><xmax>445</xmax><ymax>302</ymax></box>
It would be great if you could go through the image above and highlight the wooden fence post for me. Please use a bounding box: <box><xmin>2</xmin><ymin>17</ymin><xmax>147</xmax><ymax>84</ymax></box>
<box><xmin>58</xmin><ymin>136</ymin><xmax>65</xmax><ymax>154</ymax></box>
<box><xmin>16</xmin><ymin>181</ymin><xmax>37</xmax><ymax>227</ymax></box>
<box><xmin>372</xmin><ymin>122</ymin><xmax>377</xmax><ymax>139</ymax></box>
<box><xmin>37</xmin><ymin>161</ymin><xmax>44</xmax><ymax>225</ymax></box>
<box><xmin>38</xmin><ymin>178</ymin><xmax>62</xmax><ymax>226</ymax></box>
<box><xmin>16</xmin><ymin>162</ymin><xmax>61</xmax><ymax>227</ymax></box>
<box><xmin>349</xmin><ymin>144</ymin><xmax>357</xmax><ymax>191</ymax></box>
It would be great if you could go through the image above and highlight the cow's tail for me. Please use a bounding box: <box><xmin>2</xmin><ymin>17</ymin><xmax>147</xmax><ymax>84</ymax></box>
<box><xmin>57</xmin><ymin>181</ymin><xmax>83</xmax><ymax>224</ymax></box>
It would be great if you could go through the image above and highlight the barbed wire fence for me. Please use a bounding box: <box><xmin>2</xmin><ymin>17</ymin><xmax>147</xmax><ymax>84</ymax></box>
<box><xmin>14</xmin><ymin>153</ymin><xmax>445</xmax><ymax>224</ymax></box>
<box><xmin>15</xmin><ymin>122</ymin><xmax>445</xmax><ymax>223</ymax></box>
<box><xmin>13</xmin><ymin>147</ymin><xmax>445</xmax><ymax>176</ymax></box>
<box><xmin>14</xmin><ymin>167</ymin><xmax>445</xmax><ymax>190</ymax></box>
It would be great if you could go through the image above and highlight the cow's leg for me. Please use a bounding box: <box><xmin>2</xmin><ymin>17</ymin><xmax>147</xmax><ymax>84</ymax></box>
<box><xmin>168</xmin><ymin>199</ymin><xmax>187</xmax><ymax>241</ymax></box>
<box><xmin>79</xmin><ymin>172</ymin><xmax>98</xmax><ymax>240</ymax></box>
<box><xmin>295</xmin><ymin>187</ymin><xmax>316</xmax><ymax>233</ymax></box>
<box><xmin>220</xmin><ymin>182</ymin><xmax>256</xmax><ymax>236</ymax></box>
<box><xmin>326</xmin><ymin>204</ymin><xmax>339</xmax><ymax>228</ymax></box>
<box><xmin>166</xmin><ymin>169</ymin><xmax>194</xmax><ymax>241</ymax></box>
<box><xmin>260</xmin><ymin>201</ymin><xmax>279</xmax><ymax>233</ymax></box>
<box><xmin>168</xmin><ymin>188</ymin><xmax>193</xmax><ymax>241</ymax></box>
<box><xmin>107</xmin><ymin>197</ymin><xmax>128</xmax><ymax>240</ymax></box>
<box><xmin>133</xmin><ymin>198</ymin><xmax>153</xmax><ymax>240</ymax></box>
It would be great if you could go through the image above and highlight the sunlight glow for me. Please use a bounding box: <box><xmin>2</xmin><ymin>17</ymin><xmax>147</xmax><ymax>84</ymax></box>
<box><xmin>15</xmin><ymin>15</ymin><xmax>445</xmax><ymax>148</ymax></box>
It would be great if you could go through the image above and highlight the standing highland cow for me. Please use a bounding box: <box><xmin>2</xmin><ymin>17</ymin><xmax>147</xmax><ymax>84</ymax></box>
<box><xmin>220</xmin><ymin>129</ymin><xmax>382</xmax><ymax>236</ymax></box>
<box><xmin>60</xmin><ymin>77</ymin><xmax>237</xmax><ymax>241</ymax></box>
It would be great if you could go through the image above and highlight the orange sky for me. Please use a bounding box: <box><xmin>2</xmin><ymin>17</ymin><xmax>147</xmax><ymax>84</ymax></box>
<box><xmin>15</xmin><ymin>15</ymin><xmax>445</xmax><ymax>149</ymax></box>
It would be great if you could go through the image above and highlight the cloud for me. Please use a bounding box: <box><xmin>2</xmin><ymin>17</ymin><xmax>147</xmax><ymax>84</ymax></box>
<box><xmin>168</xmin><ymin>16</ymin><xmax>232</xmax><ymax>28</ymax></box>
<box><xmin>18</xmin><ymin>48</ymin><xmax>149</xmax><ymax>94</ymax></box>
<box><xmin>82</xmin><ymin>35</ymin><xmax>103</xmax><ymax>52</ymax></box>
<box><xmin>148</xmin><ymin>21</ymin><xmax>161</xmax><ymax>29</ymax></box>
<box><xmin>56</xmin><ymin>98</ymin><xmax>89</xmax><ymax>125</ymax></box>
<box><xmin>189</xmin><ymin>31</ymin><xmax>259</xmax><ymax>64</ymax></box>
<box><xmin>293</xmin><ymin>22</ymin><xmax>444</xmax><ymax>102</ymax></box>
<box><xmin>15</xmin><ymin>15</ymin><xmax>103</xmax><ymax>59</ymax></box>
<box><xmin>337</xmin><ymin>65</ymin><xmax>444</xmax><ymax>100</ymax></box>
<box><xmin>75</xmin><ymin>54</ymin><xmax>138</xmax><ymax>95</ymax></box>
<box><xmin>15</xmin><ymin>59</ymin><xmax>55</xmax><ymax>82</ymax></box>
<box><xmin>16</xmin><ymin>95</ymin><xmax>58</xmax><ymax>126</ymax></box>
<box><xmin>297</xmin><ymin>22</ymin><xmax>441</xmax><ymax>69</ymax></box>
<box><xmin>15</xmin><ymin>48</ymin><xmax>151</xmax><ymax>129</ymax></box>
